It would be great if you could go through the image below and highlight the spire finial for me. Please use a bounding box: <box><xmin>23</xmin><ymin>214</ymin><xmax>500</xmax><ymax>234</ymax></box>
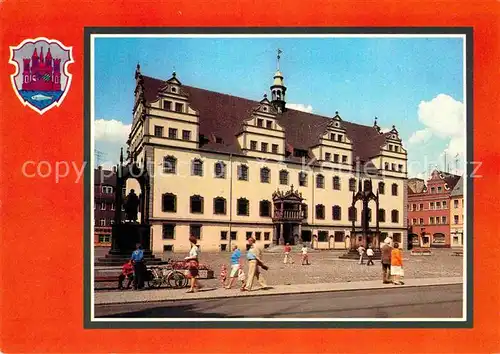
<box><xmin>277</xmin><ymin>48</ymin><xmax>282</xmax><ymax>70</ymax></box>
<box><xmin>120</xmin><ymin>147</ymin><xmax>124</xmax><ymax>165</ymax></box>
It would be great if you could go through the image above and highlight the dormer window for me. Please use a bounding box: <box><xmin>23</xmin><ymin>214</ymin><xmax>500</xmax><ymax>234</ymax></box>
<box><xmin>330</xmin><ymin>134</ymin><xmax>335</xmax><ymax>141</ymax></box>
<box><xmin>174</xmin><ymin>102</ymin><xmax>183</xmax><ymax>113</ymax></box>
<box><xmin>389</xmin><ymin>145</ymin><xmax>393</xmax><ymax>151</ymax></box>
<box><xmin>266</xmin><ymin>120</ymin><xmax>272</xmax><ymax>129</ymax></box>
<box><xmin>163</xmin><ymin>100</ymin><xmax>172</xmax><ymax>110</ymax></box>
<box><xmin>395</xmin><ymin>146</ymin><xmax>399</xmax><ymax>152</ymax></box>
<box><xmin>392</xmin><ymin>134</ymin><xmax>396</xmax><ymax>139</ymax></box>
<box><xmin>334</xmin><ymin>122</ymin><xmax>340</xmax><ymax>128</ymax></box>
<box><xmin>215</xmin><ymin>137</ymin><xmax>224</xmax><ymax>144</ymax></box>
<box><xmin>337</xmin><ymin>134</ymin><xmax>342</xmax><ymax>142</ymax></box>
<box><xmin>263</xmin><ymin>106</ymin><xmax>268</xmax><ymax>112</ymax></box>
<box><xmin>171</xmin><ymin>87</ymin><xmax>177</xmax><ymax>93</ymax></box>
<box><xmin>257</xmin><ymin>119</ymin><xmax>263</xmax><ymax>127</ymax></box>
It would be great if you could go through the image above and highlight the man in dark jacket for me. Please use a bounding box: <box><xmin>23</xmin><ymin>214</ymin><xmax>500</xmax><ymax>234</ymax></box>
<box><xmin>380</xmin><ymin>237</ymin><xmax>393</xmax><ymax>284</ymax></box>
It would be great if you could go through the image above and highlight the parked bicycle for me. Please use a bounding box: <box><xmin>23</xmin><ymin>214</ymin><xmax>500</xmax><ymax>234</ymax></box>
<box><xmin>146</xmin><ymin>266</ymin><xmax>188</xmax><ymax>289</ymax></box>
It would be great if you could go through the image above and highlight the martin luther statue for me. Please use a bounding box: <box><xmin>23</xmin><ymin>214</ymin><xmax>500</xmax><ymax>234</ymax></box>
<box><xmin>124</xmin><ymin>189</ymin><xmax>140</xmax><ymax>222</ymax></box>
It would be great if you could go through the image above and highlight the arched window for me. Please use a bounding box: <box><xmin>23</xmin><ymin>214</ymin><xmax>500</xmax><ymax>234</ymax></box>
<box><xmin>191</xmin><ymin>158</ymin><xmax>203</xmax><ymax>176</ymax></box>
<box><xmin>384</xmin><ymin>162</ymin><xmax>389</xmax><ymax>170</ymax></box>
<box><xmin>299</xmin><ymin>171</ymin><xmax>308</xmax><ymax>187</ymax></box>
<box><xmin>237</xmin><ymin>198</ymin><xmax>249</xmax><ymax>216</ymax></box>
<box><xmin>333</xmin><ymin>176</ymin><xmax>341</xmax><ymax>190</ymax></box>
<box><xmin>392</xmin><ymin>183</ymin><xmax>398</xmax><ymax>196</ymax></box>
<box><xmin>190</xmin><ymin>195</ymin><xmax>204</xmax><ymax>214</ymax></box>
<box><xmin>378</xmin><ymin>209</ymin><xmax>386</xmax><ymax>222</ymax></box>
<box><xmin>391</xmin><ymin>209</ymin><xmax>399</xmax><ymax>223</ymax></box>
<box><xmin>279</xmin><ymin>170</ymin><xmax>289</xmax><ymax>185</ymax></box>
<box><xmin>259</xmin><ymin>200</ymin><xmax>271</xmax><ymax>217</ymax></box>
<box><xmin>348</xmin><ymin>206</ymin><xmax>357</xmax><ymax>221</ymax></box>
<box><xmin>378</xmin><ymin>182</ymin><xmax>385</xmax><ymax>195</ymax></box>
<box><xmin>163</xmin><ymin>156</ymin><xmax>177</xmax><ymax>174</ymax></box>
<box><xmin>316</xmin><ymin>174</ymin><xmax>325</xmax><ymax>188</ymax></box>
<box><xmin>213</xmin><ymin>197</ymin><xmax>226</xmax><ymax>215</ymax></box>
<box><xmin>260</xmin><ymin>167</ymin><xmax>270</xmax><ymax>183</ymax></box>
<box><xmin>214</xmin><ymin>161</ymin><xmax>226</xmax><ymax>179</ymax></box>
<box><xmin>349</xmin><ymin>178</ymin><xmax>356</xmax><ymax>192</ymax></box>
<box><xmin>332</xmin><ymin>205</ymin><xmax>341</xmax><ymax>220</ymax></box>
<box><xmin>237</xmin><ymin>164</ymin><xmax>248</xmax><ymax>181</ymax></box>
<box><xmin>316</xmin><ymin>204</ymin><xmax>325</xmax><ymax>219</ymax></box>
<box><xmin>162</xmin><ymin>193</ymin><xmax>176</xmax><ymax>212</ymax></box>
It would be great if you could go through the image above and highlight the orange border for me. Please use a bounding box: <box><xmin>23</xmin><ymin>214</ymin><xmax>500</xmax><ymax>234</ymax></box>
<box><xmin>1</xmin><ymin>0</ymin><xmax>499</xmax><ymax>352</ymax></box>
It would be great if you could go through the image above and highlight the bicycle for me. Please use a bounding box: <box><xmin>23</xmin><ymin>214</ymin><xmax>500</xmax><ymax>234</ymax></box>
<box><xmin>146</xmin><ymin>266</ymin><xmax>188</xmax><ymax>289</ymax></box>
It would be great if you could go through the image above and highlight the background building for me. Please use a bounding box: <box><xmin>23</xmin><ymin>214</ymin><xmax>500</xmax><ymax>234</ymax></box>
<box><xmin>407</xmin><ymin>170</ymin><xmax>461</xmax><ymax>248</ymax></box>
<box><xmin>450</xmin><ymin>176</ymin><xmax>464</xmax><ymax>247</ymax></box>
<box><xmin>125</xmin><ymin>60</ymin><xmax>408</xmax><ymax>253</ymax></box>
<box><xmin>94</xmin><ymin>167</ymin><xmax>123</xmax><ymax>245</ymax></box>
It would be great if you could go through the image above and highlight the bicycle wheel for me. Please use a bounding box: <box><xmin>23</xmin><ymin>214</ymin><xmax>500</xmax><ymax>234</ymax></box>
<box><xmin>167</xmin><ymin>271</ymin><xmax>187</xmax><ymax>289</ymax></box>
<box><xmin>148</xmin><ymin>268</ymin><xmax>162</xmax><ymax>289</ymax></box>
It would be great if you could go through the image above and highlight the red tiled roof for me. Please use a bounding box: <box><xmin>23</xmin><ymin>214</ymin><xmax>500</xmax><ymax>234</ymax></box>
<box><xmin>142</xmin><ymin>75</ymin><xmax>388</xmax><ymax>162</ymax></box>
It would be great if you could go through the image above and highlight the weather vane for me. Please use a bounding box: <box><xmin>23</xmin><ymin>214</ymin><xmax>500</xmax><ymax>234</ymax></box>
<box><xmin>277</xmin><ymin>48</ymin><xmax>283</xmax><ymax>70</ymax></box>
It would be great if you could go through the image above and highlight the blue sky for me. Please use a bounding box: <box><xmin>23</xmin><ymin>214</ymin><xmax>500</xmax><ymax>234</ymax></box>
<box><xmin>94</xmin><ymin>36</ymin><xmax>465</xmax><ymax>177</ymax></box>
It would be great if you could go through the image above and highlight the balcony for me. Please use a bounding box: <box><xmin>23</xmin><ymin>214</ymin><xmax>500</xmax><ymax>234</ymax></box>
<box><xmin>273</xmin><ymin>209</ymin><xmax>305</xmax><ymax>222</ymax></box>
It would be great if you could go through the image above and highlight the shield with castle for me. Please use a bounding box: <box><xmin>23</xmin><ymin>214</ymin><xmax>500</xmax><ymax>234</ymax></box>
<box><xmin>9</xmin><ymin>38</ymin><xmax>74</xmax><ymax>114</ymax></box>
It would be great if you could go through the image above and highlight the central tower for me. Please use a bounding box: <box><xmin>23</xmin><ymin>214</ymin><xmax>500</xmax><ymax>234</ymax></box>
<box><xmin>270</xmin><ymin>49</ymin><xmax>287</xmax><ymax>113</ymax></box>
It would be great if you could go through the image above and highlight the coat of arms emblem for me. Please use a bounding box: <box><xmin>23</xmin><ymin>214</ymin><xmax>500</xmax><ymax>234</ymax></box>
<box><xmin>9</xmin><ymin>37</ymin><xmax>74</xmax><ymax>114</ymax></box>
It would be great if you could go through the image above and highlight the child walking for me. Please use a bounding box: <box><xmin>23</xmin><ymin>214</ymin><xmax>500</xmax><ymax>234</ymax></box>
<box><xmin>237</xmin><ymin>265</ymin><xmax>246</xmax><ymax>289</ymax></box>
<box><xmin>219</xmin><ymin>264</ymin><xmax>228</xmax><ymax>288</ymax></box>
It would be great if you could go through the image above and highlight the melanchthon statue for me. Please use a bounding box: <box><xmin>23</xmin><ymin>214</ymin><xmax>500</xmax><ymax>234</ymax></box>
<box><xmin>124</xmin><ymin>189</ymin><xmax>140</xmax><ymax>222</ymax></box>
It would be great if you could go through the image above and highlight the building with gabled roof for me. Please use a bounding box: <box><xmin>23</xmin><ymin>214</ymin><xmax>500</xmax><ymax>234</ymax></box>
<box><xmin>125</xmin><ymin>56</ymin><xmax>408</xmax><ymax>253</ymax></box>
<box><xmin>450</xmin><ymin>176</ymin><xmax>464</xmax><ymax>247</ymax></box>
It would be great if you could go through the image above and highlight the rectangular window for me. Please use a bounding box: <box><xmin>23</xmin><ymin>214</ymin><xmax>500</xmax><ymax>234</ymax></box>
<box><xmin>431</xmin><ymin>187</ymin><xmax>435</xmax><ymax>193</ymax></box>
<box><xmin>99</xmin><ymin>219</ymin><xmax>106</xmax><ymax>226</ymax></box>
<box><xmin>174</xmin><ymin>102</ymin><xmax>183</xmax><ymax>112</ymax></box>
<box><xmin>325</xmin><ymin>152</ymin><xmax>331</xmax><ymax>161</ymax></box>
<box><xmin>189</xmin><ymin>224</ymin><xmax>202</xmax><ymax>240</ymax></box>
<box><xmin>163</xmin><ymin>100</ymin><xmax>172</xmax><ymax>110</ymax></box>
<box><xmin>412</xmin><ymin>218</ymin><xmax>417</xmax><ymax>225</ymax></box>
<box><xmin>391</xmin><ymin>163</ymin><xmax>396</xmax><ymax>170</ymax></box>
<box><xmin>246</xmin><ymin>231</ymin><xmax>253</xmax><ymax>240</ymax></box>
<box><xmin>318</xmin><ymin>231</ymin><xmax>328</xmax><ymax>242</ymax></box>
<box><xmin>111</xmin><ymin>203</ymin><xmax>115</xmax><ymax>211</ymax></box>
<box><xmin>395</xmin><ymin>146</ymin><xmax>400</xmax><ymax>152</ymax></box>
<box><xmin>342</xmin><ymin>155</ymin><xmax>347</xmax><ymax>163</ymax></box>
<box><xmin>438</xmin><ymin>186</ymin><xmax>442</xmax><ymax>193</ymax></box>
<box><xmin>154</xmin><ymin>125</ymin><xmax>164</xmax><ymax>137</ymax></box>
<box><xmin>220</xmin><ymin>244</ymin><xmax>227</xmax><ymax>251</ymax></box>
<box><xmin>299</xmin><ymin>172</ymin><xmax>308</xmax><ymax>187</ymax></box>
<box><xmin>250</xmin><ymin>141</ymin><xmax>257</xmax><ymax>150</ymax></box>
<box><xmin>220</xmin><ymin>231</ymin><xmax>228</xmax><ymax>240</ymax></box>
<box><xmin>454</xmin><ymin>200</ymin><xmax>459</xmax><ymax>208</ymax></box>
<box><xmin>430</xmin><ymin>202</ymin><xmax>434</xmax><ymax>210</ymax></box>
<box><xmin>419</xmin><ymin>218</ymin><xmax>424</xmax><ymax>225</ymax></box>
<box><xmin>454</xmin><ymin>215</ymin><xmax>459</xmax><ymax>224</ymax></box>
<box><xmin>337</xmin><ymin>134</ymin><xmax>342</xmax><ymax>142</ymax></box>
<box><xmin>264</xmin><ymin>232</ymin><xmax>270</xmax><ymax>241</ymax></box>
<box><xmin>162</xmin><ymin>224</ymin><xmax>175</xmax><ymax>239</ymax></box>
<box><xmin>442</xmin><ymin>216</ymin><xmax>447</xmax><ymax>224</ymax></box>
<box><xmin>101</xmin><ymin>203</ymin><xmax>106</xmax><ymax>210</ymax></box>
<box><xmin>398</xmin><ymin>164</ymin><xmax>403</xmax><ymax>172</ymax></box>
<box><xmin>255</xmin><ymin>232</ymin><xmax>261</xmax><ymax>240</ymax></box>
<box><xmin>238</xmin><ymin>165</ymin><xmax>248</xmax><ymax>181</ymax></box>
<box><xmin>334</xmin><ymin>154</ymin><xmax>339</xmax><ymax>163</ymax></box>
<box><xmin>272</xmin><ymin>144</ymin><xmax>279</xmax><ymax>154</ymax></box>
<box><xmin>182</xmin><ymin>130</ymin><xmax>191</xmax><ymax>141</ymax></box>
<box><xmin>430</xmin><ymin>217</ymin><xmax>434</xmax><ymax>224</ymax></box>
<box><xmin>393</xmin><ymin>233</ymin><xmax>402</xmax><ymax>243</ymax></box>
<box><xmin>163</xmin><ymin>245</ymin><xmax>174</xmax><ymax>252</ymax></box>
<box><xmin>436</xmin><ymin>202</ymin><xmax>441</xmax><ymax>209</ymax></box>
<box><xmin>257</xmin><ymin>118</ymin><xmax>263</xmax><ymax>127</ymax></box>
<box><xmin>230</xmin><ymin>231</ymin><xmax>237</xmax><ymax>240</ymax></box>
<box><xmin>98</xmin><ymin>235</ymin><xmax>110</xmax><ymax>243</ymax></box>
<box><xmin>443</xmin><ymin>201</ymin><xmax>447</xmax><ymax>209</ymax></box>
<box><xmin>389</xmin><ymin>144</ymin><xmax>393</xmax><ymax>151</ymax></box>
<box><xmin>168</xmin><ymin>128</ymin><xmax>177</xmax><ymax>139</ymax></box>
<box><xmin>330</xmin><ymin>133</ymin><xmax>335</xmax><ymax>141</ymax></box>
<box><xmin>349</xmin><ymin>179</ymin><xmax>356</xmax><ymax>192</ymax></box>
<box><xmin>419</xmin><ymin>203</ymin><xmax>424</xmax><ymax>211</ymax></box>
<box><xmin>266</xmin><ymin>120</ymin><xmax>273</xmax><ymax>129</ymax></box>
<box><xmin>412</xmin><ymin>204</ymin><xmax>417</xmax><ymax>211</ymax></box>
<box><xmin>261</xmin><ymin>142</ymin><xmax>268</xmax><ymax>152</ymax></box>
<box><xmin>334</xmin><ymin>231</ymin><xmax>344</xmax><ymax>242</ymax></box>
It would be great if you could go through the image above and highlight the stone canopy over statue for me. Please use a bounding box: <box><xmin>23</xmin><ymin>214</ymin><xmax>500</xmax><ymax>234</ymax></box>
<box><xmin>124</xmin><ymin>189</ymin><xmax>140</xmax><ymax>222</ymax></box>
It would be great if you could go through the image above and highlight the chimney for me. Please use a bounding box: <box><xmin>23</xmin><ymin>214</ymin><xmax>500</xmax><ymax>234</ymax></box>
<box><xmin>112</xmin><ymin>166</ymin><xmax>117</xmax><ymax>173</ymax></box>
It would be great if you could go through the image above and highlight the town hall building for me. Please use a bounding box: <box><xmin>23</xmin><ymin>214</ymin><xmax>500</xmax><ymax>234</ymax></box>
<box><xmin>125</xmin><ymin>55</ymin><xmax>409</xmax><ymax>253</ymax></box>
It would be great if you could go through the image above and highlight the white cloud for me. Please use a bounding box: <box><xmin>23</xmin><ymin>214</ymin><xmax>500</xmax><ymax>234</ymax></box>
<box><xmin>286</xmin><ymin>103</ymin><xmax>313</xmax><ymax>113</ymax></box>
<box><xmin>417</xmin><ymin>94</ymin><xmax>464</xmax><ymax>139</ymax></box>
<box><xmin>408</xmin><ymin>128</ymin><xmax>432</xmax><ymax>145</ymax></box>
<box><xmin>94</xmin><ymin>119</ymin><xmax>130</xmax><ymax>168</ymax></box>
<box><xmin>380</xmin><ymin>127</ymin><xmax>392</xmax><ymax>133</ymax></box>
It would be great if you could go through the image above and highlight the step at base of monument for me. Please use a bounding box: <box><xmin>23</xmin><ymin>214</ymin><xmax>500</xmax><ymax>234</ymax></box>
<box><xmin>339</xmin><ymin>249</ymin><xmax>382</xmax><ymax>260</ymax></box>
<box><xmin>95</xmin><ymin>252</ymin><xmax>168</xmax><ymax>266</ymax></box>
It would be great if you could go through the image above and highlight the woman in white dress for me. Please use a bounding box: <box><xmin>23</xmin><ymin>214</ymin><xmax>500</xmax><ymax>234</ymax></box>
<box><xmin>185</xmin><ymin>235</ymin><xmax>201</xmax><ymax>293</ymax></box>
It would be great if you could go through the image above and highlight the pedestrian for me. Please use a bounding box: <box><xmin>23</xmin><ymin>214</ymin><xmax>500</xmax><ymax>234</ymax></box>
<box><xmin>237</xmin><ymin>264</ymin><xmax>246</xmax><ymax>289</ymax></box>
<box><xmin>283</xmin><ymin>243</ymin><xmax>294</xmax><ymax>264</ymax></box>
<box><xmin>242</xmin><ymin>237</ymin><xmax>268</xmax><ymax>291</ymax></box>
<box><xmin>391</xmin><ymin>242</ymin><xmax>404</xmax><ymax>285</ymax></box>
<box><xmin>219</xmin><ymin>264</ymin><xmax>228</xmax><ymax>287</ymax></box>
<box><xmin>131</xmin><ymin>243</ymin><xmax>145</xmax><ymax>290</ymax></box>
<box><xmin>118</xmin><ymin>259</ymin><xmax>134</xmax><ymax>290</ymax></box>
<box><xmin>366</xmin><ymin>245</ymin><xmax>374</xmax><ymax>266</ymax></box>
<box><xmin>381</xmin><ymin>237</ymin><xmax>393</xmax><ymax>284</ymax></box>
<box><xmin>226</xmin><ymin>245</ymin><xmax>241</xmax><ymax>289</ymax></box>
<box><xmin>357</xmin><ymin>244</ymin><xmax>365</xmax><ymax>264</ymax></box>
<box><xmin>185</xmin><ymin>235</ymin><xmax>202</xmax><ymax>293</ymax></box>
<box><xmin>301</xmin><ymin>244</ymin><xmax>309</xmax><ymax>265</ymax></box>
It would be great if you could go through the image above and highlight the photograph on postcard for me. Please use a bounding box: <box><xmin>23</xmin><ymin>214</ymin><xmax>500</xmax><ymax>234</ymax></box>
<box><xmin>88</xmin><ymin>31</ymin><xmax>470</xmax><ymax>324</ymax></box>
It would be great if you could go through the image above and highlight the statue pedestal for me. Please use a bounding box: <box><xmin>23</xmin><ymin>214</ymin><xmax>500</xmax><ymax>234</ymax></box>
<box><xmin>95</xmin><ymin>223</ymin><xmax>167</xmax><ymax>266</ymax></box>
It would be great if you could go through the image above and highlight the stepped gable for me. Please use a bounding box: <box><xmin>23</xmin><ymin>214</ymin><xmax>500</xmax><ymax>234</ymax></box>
<box><xmin>142</xmin><ymin>75</ymin><xmax>389</xmax><ymax>163</ymax></box>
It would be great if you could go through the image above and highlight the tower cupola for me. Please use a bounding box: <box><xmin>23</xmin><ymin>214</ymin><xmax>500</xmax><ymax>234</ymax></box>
<box><xmin>270</xmin><ymin>49</ymin><xmax>287</xmax><ymax>113</ymax></box>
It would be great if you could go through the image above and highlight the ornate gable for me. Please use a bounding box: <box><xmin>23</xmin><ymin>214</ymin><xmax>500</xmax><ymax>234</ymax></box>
<box><xmin>272</xmin><ymin>185</ymin><xmax>304</xmax><ymax>202</ymax></box>
<box><xmin>159</xmin><ymin>72</ymin><xmax>188</xmax><ymax>98</ymax></box>
<box><xmin>253</xmin><ymin>94</ymin><xmax>278</xmax><ymax>116</ymax></box>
